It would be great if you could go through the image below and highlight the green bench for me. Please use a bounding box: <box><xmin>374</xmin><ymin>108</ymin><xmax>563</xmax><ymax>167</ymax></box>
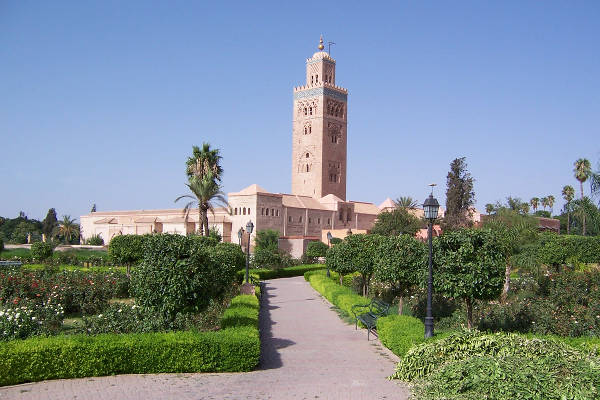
<box><xmin>352</xmin><ymin>299</ymin><xmax>390</xmax><ymax>340</ymax></box>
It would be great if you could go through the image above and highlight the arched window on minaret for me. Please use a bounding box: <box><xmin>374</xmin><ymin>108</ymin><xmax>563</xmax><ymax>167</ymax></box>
<box><xmin>306</xmin><ymin>164</ymin><xmax>310</xmax><ymax>172</ymax></box>
<box><xmin>309</xmin><ymin>107</ymin><xmax>312</xmax><ymax>115</ymax></box>
<box><xmin>316</xmin><ymin>74</ymin><xmax>318</xmax><ymax>83</ymax></box>
<box><xmin>304</xmin><ymin>107</ymin><xmax>307</xmax><ymax>116</ymax></box>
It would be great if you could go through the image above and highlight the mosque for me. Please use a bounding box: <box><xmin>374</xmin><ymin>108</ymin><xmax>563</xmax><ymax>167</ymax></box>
<box><xmin>80</xmin><ymin>37</ymin><xmax>456</xmax><ymax>257</ymax></box>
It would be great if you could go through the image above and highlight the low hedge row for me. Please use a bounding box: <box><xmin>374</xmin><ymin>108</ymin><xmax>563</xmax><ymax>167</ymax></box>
<box><xmin>237</xmin><ymin>264</ymin><xmax>325</xmax><ymax>281</ymax></box>
<box><xmin>0</xmin><ymin>294</ymin><xmax>260</xmax><ymax>386</ymax></box>
<box><xmin>376</xmin><ymin>315</ymin><xmax>425</xmax><ymax>357</ymax></box>
<box><xmin>305</xmin><ymin>270</ymin><xmax>426</xmax><ymax>358</ymax></box>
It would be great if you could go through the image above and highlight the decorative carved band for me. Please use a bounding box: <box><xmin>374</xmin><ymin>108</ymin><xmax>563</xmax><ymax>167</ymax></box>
<box><xmin>294</xmin><ymin>87</ymin><xmax>347</xmax><ymax>102</ymax></box>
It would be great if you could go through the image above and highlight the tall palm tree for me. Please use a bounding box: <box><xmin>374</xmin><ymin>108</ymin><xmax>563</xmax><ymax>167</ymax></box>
<box><xmin>530</xmin><ymin>197</ymin><xmax>539</xmax><ymax>213</ymax></box>
<box><xmin>547</xmin><ymin>195</ymin><xmax>555</xmax><ymax>216</ymax></box>
<box><xmin>175</xmin><ymin>174</ymin><xmax>227</xmax><ymax>236</ymax></box>
<box><xmin>541</xmin><ymin>197</ymin><xmax>549</xmax><ymax>212</ymax></box>
<box><xmin>574</xmin><ymin>158</ymin><xmax>591</xmax><ymax>235</ymax></box>
<box><xmin>395</xmin><ymin>196</ymin><xmax>418</xmax><ymax>209</ymax></box>
<box><xmin>58</xmin><ymin>215</ymin><xmax>79</xmax><ymax>244</ymax></box>
<box><xmin>186</xmin><ymin>143</ymin><xmax>223</xmax><ymax>183</ymax></box>
<box><xmin>562</xmin><ymin>185</ymin><xmax>575</xmax><ymax>234</ymax></box>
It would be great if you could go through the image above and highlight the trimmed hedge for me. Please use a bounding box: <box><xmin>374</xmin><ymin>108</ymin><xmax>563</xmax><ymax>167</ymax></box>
<box><xmin>237</xmin><ymin>264</ymin><xmax>325</xmax><ymax>281</ymax></box>
<box><xmin>376</xmin><ymin>315</ymin><xmax>425</xmax><ymax>357</ymax></box>
<box><xmin>539</xmin><ymin>234</ymin><xmax>600</xmax><ymax>265</ymax></box>
<box><xmin>304</xmin><ymin>270</ymin><xmax>367</xmax><ymax>319</ymax></box>
<box><xmin>0</xmin><ymin>294</ymin><xmax>260</xmax><ymax>386</ymax></box>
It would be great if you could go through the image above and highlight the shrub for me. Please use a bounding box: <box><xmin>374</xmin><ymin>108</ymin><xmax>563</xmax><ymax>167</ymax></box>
<box><xmin>220</xmin><ymin>295</ymin><xmax>259</xmax><ymax>329</ymax></box>
<box><xmin>376</xmin><ymin>315</ymin><xmax>424</xmax><ymax>357</ymax></box>
<box><xmin>31</xmin><ymin>242</ymin><xmax>53</xmax><ymax>261</ymax></box>
<box><xmin>539</xmin><ymin>234</ymin><xmax>600</xmax><ymax>265</ymax></box>
<box><xmin>131</xmin><ymin>234</ymin><xmax>239</xmax><ymax>321</ymax></box>
<box><xmin>0</xmin><ymin>302</ymin><xmax>64</xmax><ymax>341</ymax></box>
<box><xmin>330</xmin><ymin>237</ymin><xmax>342</xmax><ymax>245</ymax></box>
<box><xmin>85</xmin><ymin>234</ymin><xmax>104</xmax><ymax>246</ymax></box>
<box><xmin>392</xmin><ymin>330</ymin><xmax>600</xmax><ymax>399</ymax></box>
<box><xmin>81</xmin><ymin>304</ymin><xmax>169</xmax><ymax>334</ymax></box>
<box><xmin>325</xmin><ymin>239</ymin><xmax>356</xmax><ymax>285</ymax></box>
<box><xmin>0</xmin><ymin>237</ymin><xmax>3</xmax><ymax>252</ymax></box>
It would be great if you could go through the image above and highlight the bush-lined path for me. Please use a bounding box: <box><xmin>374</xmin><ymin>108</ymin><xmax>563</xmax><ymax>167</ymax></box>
<box><xmin>0</xmin><ymin>276</ymin><xmax>409</xmax><ymax>399</ymax></box>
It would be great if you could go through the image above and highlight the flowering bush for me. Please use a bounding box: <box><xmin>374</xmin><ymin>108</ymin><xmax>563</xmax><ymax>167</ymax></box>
<box><xmin>0</xmin><ymin>301</ymin><xmax>64</xmax><ymax>341</ymax></box>
<box><xmin>0</xmin><ymin>269</ymin><xmax>129</xmax><ymax>315</ymax></box>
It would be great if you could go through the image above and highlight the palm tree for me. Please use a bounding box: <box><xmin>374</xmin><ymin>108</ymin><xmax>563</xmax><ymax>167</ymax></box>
<box><xmin>530</xmin><ymin>197</ymin><xmax>539</xmax><ymax>213</ymax></box>
<box><xmin>58</xmin><ymin>215</ymin><xmax>79</xmax><ymax>244</ymax></box>
<box><xmin>485</xmin><ymin>203</ymin><xmax>495</xmax><ymax>215</ymax></box>
<box><xmin>395</xmin><ymin>196</ymin><xmax>418</xmax><ymax>209</ymax></box>
<box><xmin>562</xmin><ymin>185</ymin><xmax>575</xmax><ymax>234</ymax></box>
<box><xmin>574</xmin><ymin>158</ymin><xmax>591</xmax><ymax>235</ymax></box>
<box><xmin>175</xmin><ymin>174</ymin><xmax>228</xmax><ymax>236</ymax></box>
<box><xmin>541</xmin><ymin>197</ymin><xmax>549</xmax><ymax>212</ymax></box>
<box><xmin>520</xmin><ymin>203</ymin><xmax>530</xmax><ymax>215</ymax></box>
<box><xmin>186</xmin><ymin>143</ymin><xmax>223</xmax><ymax>183</ymax></box>
<box><xmin>547</xmin><ymin>195</ymin><xmax>555</xmax><ymax>216</ymax></box>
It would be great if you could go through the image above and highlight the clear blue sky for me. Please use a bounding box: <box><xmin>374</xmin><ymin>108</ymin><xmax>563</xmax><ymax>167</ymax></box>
<box><xmin>1</xmin><ymin>1</ymin><xmax>599</xmax><ymax>221</ymax></box>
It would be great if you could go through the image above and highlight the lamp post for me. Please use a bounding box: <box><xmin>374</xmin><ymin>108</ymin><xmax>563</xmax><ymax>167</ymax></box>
<box><xmin>326</xmin><ymin>231</ymin><xmax>333</xmax><ymax>277</ymax></box>
<box><xmin>244</xmin><ymin>220</ymin><xmax>254</xmax><ymax>284</ymax></box>
<box><xmin>423</xmin><ymin>189</ymin><xmax>440</xmax><ymax>339</ymax></box>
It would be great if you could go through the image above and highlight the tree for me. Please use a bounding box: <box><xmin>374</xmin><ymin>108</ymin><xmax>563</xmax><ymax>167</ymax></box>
<box><xmin>57</xmin><ymin>215</ymin><xmax>79</xmax><ymax>244</ymax></box>
<box><xmin>374</xmin><ymin>235</ymin><xmax>427</xmax><ymax>314</ymax></box>
<box><xmin>574</xmin><ymin>158</ymin><xmax>592</xmax><ymax>235</ymax></box>
<box><xmin>186</xmin><ymin>143</ymin><xmax>223</xmax><ymax>183</ymax></box>
<box><xmin>255</xmin><ymin>229</ymin><xmax>280</xmax><ymax>252</ymax></box>
<box><xmin>326</xmin><ymin>239</ymin><xmax>356</xmax><ymax>286</ymax></box>
<box><xmin>175</xmin><ymin>173</ymin><xmax>227</xmax><ymax>236</ymax></box>
<box><xmin>541</xmin><ymin>197</ymin><xmax>549</xmax><ymax>212</ymax></box>
<box><xmin>395</xmin><ymin>196</ymin><xmax>418</xmax><ymax>209</ymax></box>
<box><xmin>370</xmin><ymin>208</ymin><xmax>422</xmax><ymax>236</ymax></box>
<box><xmin>42</xmin><ymin>208</ymin><xmax>58</xmax><ymax>239</ymax></box>
<box><xmin>520</xmin><ymin>203</ymin><xmax>530</xmax><ymax>215</ymax></box>
<box><xmin>547</xmin><ymin>195</ymin><xmax>555</xmax><ymax>216</ymax></box>
<box><xmin>485</xmin><ymin>203</ymin><xmax>495</xmax><ymax>215</ymax></box>
<box><xmin>530</xmin><ymin>197</ymin><xmax>540</xmax><ymax>213</ymax></box>
<box><xmin>305</xmin><ymin>241</ymin><xmax>328</xmax><ymax>260</ymax></box>
<box><xmin>444</xmin><ymin>157</ymin><xmax>475</xmax><ymax>229</ymax></box>
<box><xmin>344</xmin><ymin>234</ymin><xmax>383</xmax><ymax>296</ymax></box>
<box><xmin>434</xmin><ymin>229</ymin><xmax>505</xmax><ymax>329</ymax></box>
<box><xmin>483</xmin><ymin>209</ymin><xmax>538</xmax><ymax>302</ymax></box>
<box><xmin>562</xmin><ymin>185</ymin><xmax>575</xmax><ymax>234</ymax></box>
<box><xmin>91</xmin><ymin>204</ymin><xmax>97</xmax><ymax>212</ymax></box>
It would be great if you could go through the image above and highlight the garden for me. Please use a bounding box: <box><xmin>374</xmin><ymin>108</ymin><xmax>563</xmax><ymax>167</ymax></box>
<box><xmin>306</xmin><ymin>230</ymin><xmax>600</xmax><ymax>399</ymax></box>
<box><xmin>0</xmin><ymin>233</ymin><xmax>261</xmax><ymax>386</ymax></box>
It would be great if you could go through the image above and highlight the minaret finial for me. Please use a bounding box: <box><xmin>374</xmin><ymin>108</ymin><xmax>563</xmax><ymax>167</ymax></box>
<box><xmin>318</xmin><ymin>35</ymin><xmax>324</xmax><ymax>51</ymax></box>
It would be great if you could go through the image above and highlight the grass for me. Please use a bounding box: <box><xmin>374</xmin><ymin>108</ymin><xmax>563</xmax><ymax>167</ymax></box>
<box><xmin>0</xmin><ymin>248</ymin><xmax>31</xmax><ymax>259</ymax></box>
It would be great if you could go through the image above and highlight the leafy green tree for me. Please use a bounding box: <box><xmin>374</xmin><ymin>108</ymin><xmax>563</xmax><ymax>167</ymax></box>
<box><xmin>395</xmin><ymin>196</ymin><xmax>418</xmax><ymax>209</ymax></box>
<box><xmin>175</xmin><ymin>173</ymin><xmax>227</xmax><ymax>236</ymax></box>
<box><xmin>42</xmin><ymin>208</ymin><xmax>58</xmax><ymax>239</ymax></box>
<box><xmin>374</xmin><ymin>235</ymin><xmax>427</xmax><ymax>314</ymax></box>
<box><xmin>520</xmin><ymin>203</ymin><xmax>530</xmax><ymax>215</ymax></box>
<box><xmin>569</xmin><ymin>197</ymin><xmax>600</xmax><ymax>236</ymax></box>
<box><xmin>434</xmin><ymin>229</ymin><xmax>505</xmax><ymax>328</ymax></box>
<box><xmin>534</xmin><ymin>210</ymin><xmax>551</xmax><ymax>218</ymax></box>
<box><xmin>305</xmin><ymin>241</ymin><xmax>328</xmax><ymax>259</ymax></box>
<box><xmin>444</xmin><ymin>157</ymin><xmax>475</xmax><ymax>229</ymax></box>
<box><xmin>326</xmin><ymin>239</ymin><xmax>356</xmax><ymax>285</ymax></box>
<box><xmin>342</xmin><ymin>234</ymin><xmax>383</xmax><ymax>296</ymax></box>
<box><xmin>252</xmin><ymin>229</ymin><xmax>285</xmax><ymax>269</ymax></box>
<box><xmin>57</xmin><ymin>215</ymin><xmax>79</xmax><ymax>244</ymax></box>
<box><xmin>562</xmin><ymin>185</ymin><xmax>575</xmax><ymax>234</ymax></box>
<box><xmin>485</xmin><ymin>203</ymin><xmax>495</xmax><ymax>215</ymax></box>
<box><xmin>255</xmin><ymin>229</ymin><xmax>279</xmax><ymax>252</ymax></box>
<box><xmin>483</xmin><ymin>210</ymin><xmax>538</xmax><ymax>302</ymax></box>
<box><xmin>530</xmin><ymin>197</ymin><xmax>540</xmax><ymax>213</ymax></box>
<box><xmin>370</xmin><ymin>208</ymin><xmax>422</xmax><ymax>236</ymax></box>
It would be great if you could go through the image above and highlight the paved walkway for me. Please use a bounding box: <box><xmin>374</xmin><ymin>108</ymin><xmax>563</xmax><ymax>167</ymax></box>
<box><xmin>0</xmin><ymin>277</ymin><xmax>410</xmax><ymax>400</ymax></box>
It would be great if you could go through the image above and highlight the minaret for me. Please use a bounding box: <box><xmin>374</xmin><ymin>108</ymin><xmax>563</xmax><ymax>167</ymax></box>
<box><xmin>292</xmin><ymin>36</ymin><xmax>348</xmax><ymax>200</ymax></box>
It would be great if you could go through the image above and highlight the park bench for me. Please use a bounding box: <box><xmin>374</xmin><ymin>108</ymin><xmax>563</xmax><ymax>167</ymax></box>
<box><xmin>351</xmin><ymin>299</ymin><xmax>390</xmax><ymax>340</ymax></box>
<box><xmin>0</xmin><ymin>260</ymin><xmax>22</xmax><ymax>268</ymax></box>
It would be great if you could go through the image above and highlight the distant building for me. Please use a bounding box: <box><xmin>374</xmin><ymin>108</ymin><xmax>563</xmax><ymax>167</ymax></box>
<box><xmin>80</xmin><ymin>37</ymin><xmax>479</xmax><ymax>257</ymax></box>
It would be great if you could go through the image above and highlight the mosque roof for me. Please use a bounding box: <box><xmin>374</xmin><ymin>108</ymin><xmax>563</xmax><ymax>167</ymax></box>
<box><xmin>378</xmin><ymin>198</ymin><xmax>396</xmax><ymax>210</ymax></box>
<box><xmin>229</xmin><ymin>184</ymin><xmax>270</xmax><ymax>196</ymax></box>
<box><xmin>319</xmin><ymin>194</ymin><xmax>344</xmax><ymax>204</ymax></box>
<box><xmin>311</xmin><ymin>51</ymin><xmax>333</xmax><ymax>61</ymax></box>
<box><xmin>282</xmin><ymin>194</ymin><xmax>329</xmax><ymax>210</ymax></box>
<box><xmin>349</xmin><ymin>201</ymin><xmax>381</xmax><ymax>215</ymax></box>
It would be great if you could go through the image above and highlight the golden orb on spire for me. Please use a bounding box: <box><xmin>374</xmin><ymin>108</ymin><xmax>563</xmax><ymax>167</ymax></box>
<box><xmin>318</xmin><ymin>35</ymin><xmax>324</xmax><ymax>51</ymax></box>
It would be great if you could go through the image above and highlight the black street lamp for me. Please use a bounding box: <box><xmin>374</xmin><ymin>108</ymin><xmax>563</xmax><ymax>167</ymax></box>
<box><xmin>326</xmin><ymin>231</ymin><xmax>333</xmax><ymax>277</ymax></box>
<box><xmin>423</xmin><ymin>190</ymin><xmax>440</xmax><ymax>339</ymax></box>
<box><xmin>244</xmin><ymin>220</ymin><xmax>254</xmax><ymax>284</ymax></box>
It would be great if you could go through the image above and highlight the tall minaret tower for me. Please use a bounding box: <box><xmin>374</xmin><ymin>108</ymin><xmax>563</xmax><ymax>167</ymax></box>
<box><xmin>292</xmin><ymin>36</ymin><xmax>348</xmax><ymax>200</ymax></box>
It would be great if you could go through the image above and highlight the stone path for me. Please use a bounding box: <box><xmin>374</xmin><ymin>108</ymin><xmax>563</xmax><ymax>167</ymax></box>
<box><xmin>0</xmin><ymin>276</ymin><xmax>410</xmax><ymax>400</ymax></box>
